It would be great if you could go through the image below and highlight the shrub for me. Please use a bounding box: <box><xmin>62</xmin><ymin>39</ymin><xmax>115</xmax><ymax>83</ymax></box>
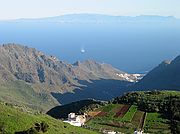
<box><xmin>15</xmin><ymin>122</ymin><xmax>49</xmax><ymax>134</ymax></box>
<box><xmin>0</xmin><ymin>122</ymin><xmax>7</xmax><ymax>133</ymax></box>
<box><xmin>26</xmin><ymin>127</ymin><xmax>38</xmax><ymax>134</ymax></box>
<box><xmin>40</xmin><ymin>121</ymin><xmax>49</xmax><ymax>132</ymax></box>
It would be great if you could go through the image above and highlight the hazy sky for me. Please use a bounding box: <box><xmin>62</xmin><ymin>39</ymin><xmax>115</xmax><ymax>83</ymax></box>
<box><xmin>0</xmin><ymin>0</ymin><xmax>180</xmax><ymax>20</ymax></box>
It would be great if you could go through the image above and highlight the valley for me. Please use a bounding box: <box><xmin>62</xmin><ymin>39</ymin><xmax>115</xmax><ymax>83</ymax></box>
<box><xmin>0</xmin><ymin>44</ymin><xmax>140</xmax><ymax>111</ymax></box>
<box><xmin>0</xmin><ymin>44</ymin><xmax>180</xmax><ymax>133</ymax></box>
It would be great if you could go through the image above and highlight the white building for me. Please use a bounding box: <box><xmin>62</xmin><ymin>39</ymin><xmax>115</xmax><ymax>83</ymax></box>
<box><xmin>103</xmin><ymin>130</ymin><xmax>122</xmax><ymax>134</ymax></box>
<box><xmin>63</xmin><ymin>113</ymin><xmax>86</xmax><ymax>127</ymax></box>
<box><xmin>134</xmin><ymin>130</ymin><xmax>143</xmax><ymax>134</ymax></box>
<box><xmin>68</xmin><ymin>113</ymin><xmax>76</xmax><ymax>119</ymax></box>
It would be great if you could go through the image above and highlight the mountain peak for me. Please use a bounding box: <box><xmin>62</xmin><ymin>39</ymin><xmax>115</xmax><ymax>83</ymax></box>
<box><xmin>158</xmin><ymin>60</ymin><xmax>171</xmax><ymax>67</ymax></box>
<box><xmin>133</xmin><ymin>55</ymin><xmax>180</xmax><ymax>90</ymax></box>
<box><xmin>1</xmin><ymin>43</ymin><xmax>27</xmax><ymax>49</ymax></box>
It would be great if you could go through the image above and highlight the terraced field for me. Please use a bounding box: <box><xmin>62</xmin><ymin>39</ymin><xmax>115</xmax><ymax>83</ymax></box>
<box><xmin>119</xmin><ymin>105</ymin><xmax>137</xmax><ymax>122</ymax></box>
<box><xmin>144</xmin><ymin>113</ymin><xmax>171</xmax><ymax>134</ymax></box>
<box><xmin>132</xmin><ymin>111</ymin><xmax>145</xmax><ymax>129</ymax></box>
<box><xmin>86</xmin><ymin>104</ymin><xmax>171</xmax><ymax>133</ymax></box>
<box><xmin>114</xmin><ymin>105</ymin><xmax>130</xmax><ymax>118</ymax></box>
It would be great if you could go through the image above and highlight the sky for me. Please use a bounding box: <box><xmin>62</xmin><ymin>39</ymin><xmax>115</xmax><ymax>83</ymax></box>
<box><xmin>0</xmin><ymin>0</ymin><xmax>180</xmax><ymax>20</ymax></box>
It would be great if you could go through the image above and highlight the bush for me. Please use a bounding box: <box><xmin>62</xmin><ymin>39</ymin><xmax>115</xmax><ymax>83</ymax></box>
<box><xmin>26</xmin><ymin>127</ymin><xmax>38</xmax><ymax>134</ymax></box>
<box><xmin>15</xmin><ymin>122</ymin><xmax>49</xmax><ymax>134</ymax></box>
<box><xmin>40</xmin><ymin>121</ymin><xmax>49</xmax><ymax>132</ymax></box>
<box><xmin>0</xmin><ymin>122</ymin><xmax>7</xmax><ymax>134</ymax></box>
<box><xmin>34</xmin><ymin>121</ymin><xmax>49</xmax><ymax>133</ymax></box>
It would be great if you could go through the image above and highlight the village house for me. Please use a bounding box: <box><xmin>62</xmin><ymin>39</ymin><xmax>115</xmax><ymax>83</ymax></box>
<box><xmin>103</xmin><ymin>130</ymin><xmax>122</xmax><ymax>134</ymax></box>
<box><xmin>134</xmin><ymin>130</ymin><xmax>144</xmax><ymax>134</ymax></box>
<box><xmin>63</xmin><ymin>113</ymin><xmax>86</xmax><ymax>127</ymax></box>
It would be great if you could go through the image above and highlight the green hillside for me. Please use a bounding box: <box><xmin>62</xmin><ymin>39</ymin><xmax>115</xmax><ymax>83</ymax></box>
<box><xmin>0</xmin><ymin>102</ymin><xmax>98</xmax><ymax>134</ymax></box>
<box><xmin>0</xmin><ymin>80</ymin><xmax>57</xmax><ymax>112</ymax></box>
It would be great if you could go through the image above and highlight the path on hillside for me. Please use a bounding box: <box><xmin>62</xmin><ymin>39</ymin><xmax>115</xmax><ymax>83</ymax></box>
<box><xmin>139</xmin><ymin>112</ymin><xmax>147</xmax><ymax>130</ymax></box>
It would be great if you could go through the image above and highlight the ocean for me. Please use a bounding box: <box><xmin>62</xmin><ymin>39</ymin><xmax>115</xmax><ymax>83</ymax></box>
<box><xmin>0</xmin><ymin>18</ymin><xmax>180</xmax><ymax>73</ymax></box>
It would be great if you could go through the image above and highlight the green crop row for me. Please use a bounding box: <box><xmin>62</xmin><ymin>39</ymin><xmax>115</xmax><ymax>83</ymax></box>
<box><xmin>120</xmin><ymin>105</ymin><xmax>137</xmax><ymax>122</ymax></box>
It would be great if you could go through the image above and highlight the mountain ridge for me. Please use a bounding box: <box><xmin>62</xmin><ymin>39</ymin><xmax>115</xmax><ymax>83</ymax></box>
<box><xmin>0</xmin><ymin>43</ymin><xmax>138</xmax><ymax>110</ymax></box>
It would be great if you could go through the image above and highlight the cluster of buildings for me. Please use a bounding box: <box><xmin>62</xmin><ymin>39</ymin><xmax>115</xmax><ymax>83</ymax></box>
<box><xmin>63</xmin><ymin>113</ymin><xmax>86</xmax><ymax>127</ymax></box>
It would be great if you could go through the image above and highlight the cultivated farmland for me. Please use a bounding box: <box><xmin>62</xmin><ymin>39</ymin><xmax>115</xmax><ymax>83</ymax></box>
<box><xmin>120</xmin><ymin>105</ymin><xmax>137</xmax><ymax>122</ymax></box>
<box><xmin>86</xmin><ymin>104</ymin><xmax>145</xmax><ymax>133</ymax></box>
<box><xmin>114</xmin><ymin>105</ymin><xmax>130</xmax><ymax>118</ymax></box>
<box><xmin>144</xmin><ymin>113</ymin><xmax>171</xmax><ymax>134</ymax></box>
<box><xmin>86</xmin><ymin>103</ymin><xmax>171</xmax><ymax>133</ymax></box>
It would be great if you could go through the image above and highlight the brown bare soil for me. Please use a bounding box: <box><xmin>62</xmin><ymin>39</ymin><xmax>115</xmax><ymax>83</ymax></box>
<box><xmin>114</xmin><ymin>105</ymin><xmax>130</xmax><ymax>118</ymax></box>
<box><xmin>112</xmin><ymin>104</ymin><xmax>124</xmax><ymax>113</ymax></box>
<box><xmin>96</xmin><ymin>111</ymin><xmax>108</xmax><ymax>117</ymax></box>
<box><xmin>88</xmin><ymin>111</ymin><xmax>101</xmax><ymax>117</ymax></box>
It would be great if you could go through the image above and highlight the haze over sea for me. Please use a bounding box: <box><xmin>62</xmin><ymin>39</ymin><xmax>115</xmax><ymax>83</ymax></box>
<box><xmin>0</xmin><ymin>14</ymin><xmax>180</xmax><ymax>73</ymax></box>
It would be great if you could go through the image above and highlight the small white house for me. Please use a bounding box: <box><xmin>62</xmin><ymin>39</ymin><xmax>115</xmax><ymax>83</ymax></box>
<box><xmin>63</xmin><ymin>113</ymin><xmax>86</xmax><ymax>127</ymax></box>
<box><xmin>103</xmin><ymin>130</ymin><xmax>121</xmax><ymax>134</ymax></box>
<box><xmin>68</xmin><ymin>113</ymin><xmax>76</xmax><ymax>119</ymax></box>
<box><xmin>134</xmin><ymin>130</ymin><xmax>143</xmax><ymax>134</ymax></box>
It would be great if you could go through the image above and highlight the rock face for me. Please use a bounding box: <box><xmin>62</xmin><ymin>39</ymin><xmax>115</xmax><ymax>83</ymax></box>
<box><xmin>0</xmin><ymin>44</ymin><xmax>77</xmax><ymax>91</ymax></box>
<box><xmin>0</xmin><ymin>44</ymin><xmax>139</xmax><ymax>107</ymax></box>
<box><xmin>0</xmin><ymin>44</ymin><xmax>138</xmax><ymax>90</ymax></box>
<box><xmin>132</xmin><ymin>56</ymin><xmax>180</xmax><ymax>90</ymax></box>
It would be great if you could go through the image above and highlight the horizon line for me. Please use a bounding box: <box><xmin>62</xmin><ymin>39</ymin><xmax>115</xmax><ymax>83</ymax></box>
<box><xmin>0</xmin><ymin>13</ymin><xmax>179</xmax><ymax>21</ymax></box>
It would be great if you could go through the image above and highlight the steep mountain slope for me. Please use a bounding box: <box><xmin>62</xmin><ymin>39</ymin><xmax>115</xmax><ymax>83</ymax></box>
<box><xmin>132</xmin><ymin>55</ymin><xmax>180</xmax><ymax>90</ymax></box>
<box><xmin>0</xmin><ymin>44</ymin><xmax>78</xmax><ymax>92</ymax></box>
<box><xmin>0</xmin><ymin>44</ymin><xmax>138</xmax><ymax>109</ymax></box>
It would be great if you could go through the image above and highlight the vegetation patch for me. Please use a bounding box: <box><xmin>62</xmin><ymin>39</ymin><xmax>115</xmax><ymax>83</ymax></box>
<box><xmin>96</xmin><ymin>111</ymin><xmax>107</xmax><ymax>117</ymax></box>
<box><xmin>132</xmin><ymin>111</ymin><xmax>145</xmax><ymax>129</ymax></box>
<box><xmin>144</xmin><ymin>113</ymin><xmax>171</xmax><ymax>134</ymax></box>
<box><xmin>120</xmin><ymin>105</ymin><xmax>137</xmax><ymax>122</ymax></box>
